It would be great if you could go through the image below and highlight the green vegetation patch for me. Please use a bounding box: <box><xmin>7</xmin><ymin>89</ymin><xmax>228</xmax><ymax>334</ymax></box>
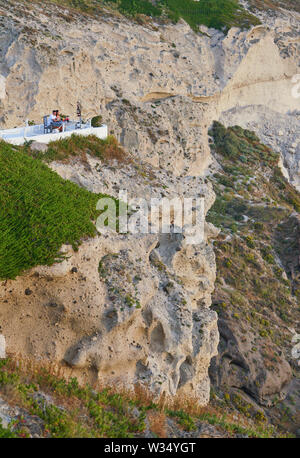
<box><xmin>161</xmin><ymin>0</ymin><xmax>260</xmax><ymax>31</ymax></box>
<box><xmin>207</xmin><ymin>122</ymin><xmax>300</xmax><ymax>433</ymax></box>
<box><xmin>0</xmin><ymin>358</ymin><xmax>290</xmax><ymax>438</ymax></box>
<box><xmin>207</xmin><ymin>122</ymin><xmax>300</xmax><ymax>311</ymax></box>
<box><xmin>29</xmin><ymin>134</ymin><xmax>128</xmax><ymax>164</ymax></box>
<box><xmin>106</xmin><ymin>0</ymin><xmax>260</xmax><ymax>31</ymax></box>
<box><xmin>0</xmin><ymin>140</ymin><xmax>111</xmax><ymax>279</ymax></box>
<box><xmin>42</xmin><ymin>0</ymin><xmax>260</xmax><ymax>32</ymax></box>
<box><xmin>207</xmin><ymin>122</ymin><xmax>300</xmax><ymax>418</ymax></box>
<box><xmin>0</xmin><ymin>358</ymin><xmax>146</xmax><ymax>438</ymax></box>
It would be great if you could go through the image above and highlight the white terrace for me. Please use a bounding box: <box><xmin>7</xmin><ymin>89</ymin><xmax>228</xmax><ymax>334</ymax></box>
<box><xmin>0</xmin><ymin>119</ymin><xmax>108</xmax><ymax>145</ymax></box>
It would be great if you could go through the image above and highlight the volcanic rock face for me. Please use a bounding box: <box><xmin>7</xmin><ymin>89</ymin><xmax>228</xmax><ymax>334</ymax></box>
<box><xmin>209</xmin><ymin>317</ymin><xmax>292</xmax><ymax>406</ymax></box>
<box><xmin>0</xmin><ymin>153</ymin><xmax>218</xmax><ymax>404</ymax></box>
<box><xmin>218</xmin><ymin>9</ymin><xmax>300</xmax><ymax>190</ymax></box>
<box><xmin>0</xmin><ymin>0</ymin><xmax>299</xmax><ymax>405</ymax></box>
<box><xmin>0</xmin><ymin>1</ymin><xmax>299</xmax><ymax>176</ymax></box>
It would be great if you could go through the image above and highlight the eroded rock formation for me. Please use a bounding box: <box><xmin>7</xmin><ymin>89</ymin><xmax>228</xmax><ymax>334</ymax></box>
<box><xmin>0</xmin><ymin>153</ymin><xmax>218</xmax><ymax>404</ymax></box>
<box><xmin>0</xmin><ymin>0</ymin><xmax>299</xmax><ymax>406</ymax></box>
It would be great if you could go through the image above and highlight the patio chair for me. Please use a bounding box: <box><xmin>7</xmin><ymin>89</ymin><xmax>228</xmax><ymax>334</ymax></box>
<box><xmin>43</xmin><ymin>115</ymin><xmax>53</xmax><ymax>134</ymax></box>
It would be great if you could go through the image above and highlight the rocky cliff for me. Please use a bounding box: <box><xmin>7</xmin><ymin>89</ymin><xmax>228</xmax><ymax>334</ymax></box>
<box><xmin>0</xmin><ymin>0</ymin><xmax>299</xmax><ymax>425</ymax></box>
<box><xmin>1</xmin><ymin>1</ymin><xmax>299</xmax><ymax>175</ymax></box>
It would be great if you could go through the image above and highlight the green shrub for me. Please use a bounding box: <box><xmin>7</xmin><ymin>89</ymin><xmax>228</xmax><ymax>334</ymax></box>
<box><xmin>0</xmin><ymin>421</ymin><xmax>17</xmax><ymax>438</ymax></box>
<box><xmin>165</xmin><ymin>409</ymin><xmax>196</xmax><ymax>432</ymax></box>
<box><xmin>254</xmin><ymin>222</ymin><xmax>264</xmax><ymax>232</ymax></box>
<box><xmin>245</xmin><ymin>236</ymin><xmax>255</xmax><ymax>249</ymax></box>
<box><xmin>260</xmin><ymin>246</ymin><xmax>275</xmax><ymax>265</ymax></box>
<box><xmin>91</xmin><ymin>115</ymin><xmax>103</xmax><ymax>127</ymax></box>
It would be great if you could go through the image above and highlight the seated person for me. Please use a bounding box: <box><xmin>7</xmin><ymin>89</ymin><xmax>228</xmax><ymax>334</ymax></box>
<box><xmin>49</xmin><ymin>110</ymin><xmax>63</xmax><ymax>132</ymax></box>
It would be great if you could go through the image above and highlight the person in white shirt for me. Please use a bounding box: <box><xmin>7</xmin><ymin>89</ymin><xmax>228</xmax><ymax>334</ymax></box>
<box><xmin>50</xmin><ymin>110</ymin><xmax>63</xmax><ymax>132</ymax></box>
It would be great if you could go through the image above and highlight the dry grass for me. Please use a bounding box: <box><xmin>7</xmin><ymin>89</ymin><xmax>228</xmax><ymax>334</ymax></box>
<box><xmin>147</xmin><ymin>410</ymin><xmax>167</xmax><ymax>438</ymax></box>
<box><xmin>34</xmin><ymin>134</ymin><xmax>131</xmax><ymax>165</ymax></box>
<box><xmin>0</xmin><ymin>355</ymin><xmax>291</xmax><ymax>438</ymax></box>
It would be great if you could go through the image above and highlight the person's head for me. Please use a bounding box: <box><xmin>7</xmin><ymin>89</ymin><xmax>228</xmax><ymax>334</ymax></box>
<box><xmin>53</xmin><ymin>110</ymin><xmax>59</xmax><ymax>116</ymax></box>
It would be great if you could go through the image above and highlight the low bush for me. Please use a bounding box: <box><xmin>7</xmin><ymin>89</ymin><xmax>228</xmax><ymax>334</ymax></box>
<box><xmin>91</xmin><ymin>115</ymin><xmax>103</xmax><ymax>127</ymax></box>
<box><xmin>36</xmin><ymin>134</ymin><xmax>128</xmax><ymax>164</ymax></box>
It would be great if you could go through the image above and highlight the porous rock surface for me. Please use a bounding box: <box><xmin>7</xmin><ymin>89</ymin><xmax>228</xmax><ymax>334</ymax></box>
<box><xmin>0</xmin><ymin>153</ymin><xmax>218</xmax><ymax>404</ymax></box>
<box><xmin>0</xmin><ymin>1</ymin><xmax>299</xmax><ymax>177</ymax></box>
<box><xmin>0</xmin><ymin>0</ymin><xmax>299</xmax><ymax>405</ymax></box>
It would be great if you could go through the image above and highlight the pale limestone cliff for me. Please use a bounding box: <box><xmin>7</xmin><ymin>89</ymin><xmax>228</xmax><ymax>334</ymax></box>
<box><xmin>0</xmin><ymin>0</ymin><xmax>299</xmax><ymax>405</ymax></box>
<box><xmin>0</xmin><ymin>2</ymin><xmax>299</xmax><ymax>179</ymax></box>
<box><xmin>0</xmin><ymin>153</ymin><xmax>218</xmax><ymax>404</ymax></box>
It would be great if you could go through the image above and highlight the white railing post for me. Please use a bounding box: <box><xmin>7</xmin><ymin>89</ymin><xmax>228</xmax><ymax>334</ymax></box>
<box><xmin>24</xmin><ymin>119</ymin><xmax>29</xmax><ymax>140</ymax></box>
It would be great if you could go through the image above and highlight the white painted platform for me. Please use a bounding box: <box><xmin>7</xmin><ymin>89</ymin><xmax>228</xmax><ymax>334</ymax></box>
<box><xmin>0</xmin><ymin>122</ymin><xmax>108</xmax><ymax>145</ymax></box>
